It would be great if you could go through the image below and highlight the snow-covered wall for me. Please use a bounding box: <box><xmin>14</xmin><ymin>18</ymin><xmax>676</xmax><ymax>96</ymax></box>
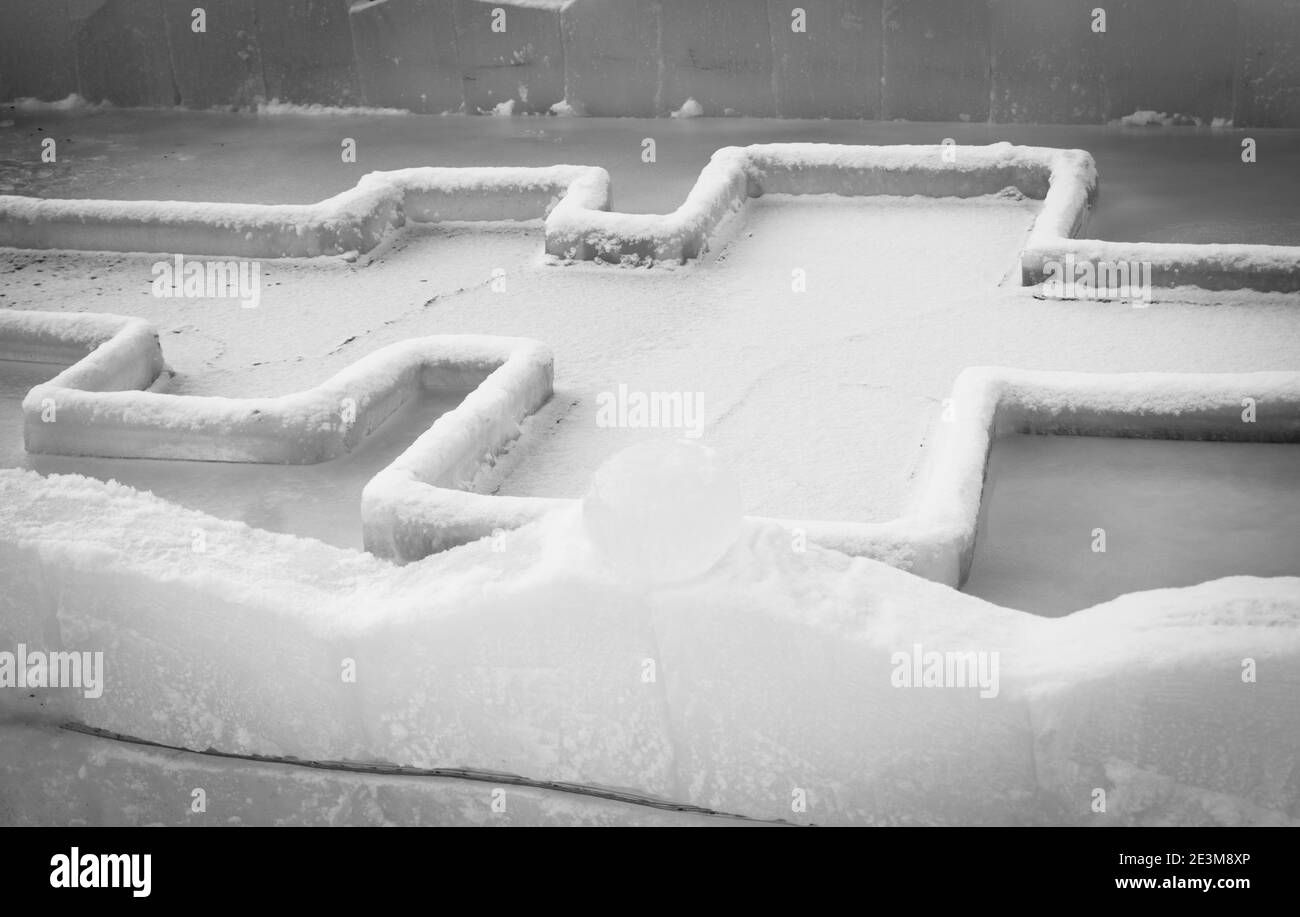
<box><xmin>0</xmin><ymin>309</ymin><xmax>554</xmax><ymax>560</ymax></box>
<box><xmin>3</xmin><ymin>0</ymin><xmax>1298</xmax><ymax>125</ymax></box>
<box><xmin>3</xmin><ymin>469</ymin><xmax>1297</xmax><ymax>825</ymax></box>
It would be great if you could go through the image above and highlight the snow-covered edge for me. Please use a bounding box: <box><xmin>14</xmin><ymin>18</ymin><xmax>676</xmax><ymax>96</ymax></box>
<box><xmin>2</xmin><ymin>142</ymin><xmax>1295</xmax><ymax>289</ymax></box>
<box><xmin>369</xmin><ymin>365</ymin><xmax>1300</xmax><ymax>575</ymax></box>
<box><xmin>0</xmin><ymin>165</ymin><xmax>611</xmax><ymax>259</ymax></box>
<box><xmin>1</xmin><ymin>309</ymin><xmax>553</xmax><ymax>555</ymax></box>
<box><xmin>885</xmin><ymin>367</ymin><xmax>1300</xmax><ymax>585</ymax></box>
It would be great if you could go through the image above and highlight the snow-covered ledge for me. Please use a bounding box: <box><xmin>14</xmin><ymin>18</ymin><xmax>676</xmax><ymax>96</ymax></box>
<box><xmin>370</xmin><ymin>366</ymin><xmax>1300</xmax><ymax>576</ymax></box>
<box><xmin>547</xmin><ymin>142</ymin><xmax>1093</xmax><ymax>263</ymax></box>
<box><xmin>3</xmin><ymin>141</ymin><xmax>1294</xmax><ymax>289</ymax></box>
<box><xmin>0</xmin><ymin>165</ymin><xmax>612</xmax><ymax>259</ymax></box>
<box><xmin>0</xmin><ymin>143</ymin><xmax>1074</xmax><ymax>265</ymax></box>
<box><xmin>2</xmin><ymin>309</ymin><xmax>553</xmax><ymax>549</ymax></box>
<box><xmin>874</xmin><ymin>367</ymin><xmax>1300</xmax><ymax>586</ymax></box>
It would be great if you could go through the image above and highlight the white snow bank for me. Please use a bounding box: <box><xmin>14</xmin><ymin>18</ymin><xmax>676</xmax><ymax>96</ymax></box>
<box><xmin>548</xmin><ymin>99</ymin><xmax>584</xmax><ymax>117</ymax></box>
<box><xmin>1114</xmin><ymin>110</ymin><xmax>1235</xmax><ymax>128</ymax></box>
<box><xmin>2</xmin><ymin>468</ymin><xmax>1296</xmax><ymax>825</ymax></box>
<box><xmin>254</xmin><ymin>99</ymin><xmax>412</xmax><ymax>118</ymax></box>
<box><xmin>4</xmin><ymin>93</ymin><xmax>112</xmax><ymax>113</ymax></box>
<box><xmin>671</xmin><ymin>98</ymin><xmax>704</xmax><ymax>119</ymax></box>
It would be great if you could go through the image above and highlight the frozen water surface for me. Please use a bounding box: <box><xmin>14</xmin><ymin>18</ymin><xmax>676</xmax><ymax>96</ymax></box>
<box><xmin>964</xmin><ymin>434</ymin><xmax>1300</xmax><ymax>616</ymax></box>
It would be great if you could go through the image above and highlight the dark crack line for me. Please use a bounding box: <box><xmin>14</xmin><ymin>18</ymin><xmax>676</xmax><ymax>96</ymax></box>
<box><xmin>59</xmin><ymin>721</ymin><xmax>800</xmax><ymax>826</ymax></box>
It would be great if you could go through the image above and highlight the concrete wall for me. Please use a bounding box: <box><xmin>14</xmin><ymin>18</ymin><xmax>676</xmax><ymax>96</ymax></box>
<box><xmin>349</xmin><ymin>0</ymin><xmax>462</xmax><ymax>113</ymax></box>
<box><xmin>1</xmin><ymin>0</ymin><xmax>1298</xmax><ymax>125</ymax></box>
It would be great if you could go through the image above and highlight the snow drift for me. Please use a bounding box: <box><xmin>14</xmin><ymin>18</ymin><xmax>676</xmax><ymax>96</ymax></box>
<box><xmin>1</xmin><ymin>467</ymin><xmax>1296</xmax><ymax>826</ymax></box>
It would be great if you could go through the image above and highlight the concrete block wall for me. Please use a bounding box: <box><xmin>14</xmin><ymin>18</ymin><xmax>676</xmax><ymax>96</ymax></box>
<box><xmin>0</xmin><ymin>0</ymin><xmax>78</xmax><ymax>103</ymax></box>
<box><xmin>769</xmin><ymin>0</ymin><xmax>881</xmax><ymax>119</ymax></box>
<box><xmin>256</xmin><ymin>0</ymin><xmax>363</xmax><ymax>106</ymax></box>
<box><xmin>162</xmin><ymin>0</ymin><xmax>264</xmax><ymax>110</ymax></box>
<box><xmin>349</xmin><ymin>0</ymin><xmax>462</xmax><ymax>113</ymax></box>
<box><xmin>1097</xmin><ymin>0</ymin><xmax>1237</xmax><ymax>123</ymax></box>
<box><xmin>1</xmin><ymin>0</ymin><xmax>1298</xmax><ymax>126</ymax></box>
<box><xmin>454</xmin><ymin>0</ymin><xmax>566</xmax><ymax>113</ymax></box>
<box><xmin>1235</xmin><ymin>0</ymin><xmax>1300</xmax><ymax>128</ymax></box>
<box><xmin>71</xmin><ymin>0</ymin><xmax>177</xmax><ymax>108</ymax></box>
<box><xmin>989</xmin><ymin>0</ymin><xmax>1103</xmax><ymax>124</ymax></box>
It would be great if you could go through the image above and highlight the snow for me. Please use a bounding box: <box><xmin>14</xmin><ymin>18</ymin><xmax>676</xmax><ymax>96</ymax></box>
<box><xmin>6</xmin><ymin>94</ymin><xmax>112</xmax><ymax>113</ymax></box>
<box><xmin>2</xmin><ymin>467</ymin><xmax>1297</xmax><ymax>824</ymax></box>
<box><xmin>4</xmin><ymin>188</ymin><xmax>1298</xmax><ymax>571</ymax></box>
<box><xmin>0</xmin><ymin>162</ymin><xmax>610</xmax><ymax>258</ymax></box>
<box><xmin>1119</xmin><ymin>110</ymin><xmax>1201</xmax><ymax>127</ymax></box>
<box><xmin>1</xmin><ymin>124</ymin><xmax>1298</xmax><ymax>824</ymax></box>
<box><xmin>1</xmin><ymin>308</ymin><xmax>555</xmax><ymax>557</ymax></box>
<box><xmin>255</xmin><ymin>99</ymin><xmax>412</xmax><ymax>118</ymax></box>
<box><xmin>6</xmin><ymin>308</ymin><xmax>552</xmax><ymax>466</ymax></box>
<box><xmin>671</xmin><ymin>98</ymin><xmax>704</xmax><ymax>120</ymax></box>
<box><xmin>965</xmin><ymin>436</ymin><xmax>1300</xmax><ymax>615</ymax></box>
<box><xmin>548</xmin><ymin>99</ymin><xmax>584</xmax><ymax>117</ymax></box>
<box><xmin>582</xmin><ymin>441</ymin><xmax>743</xmax><ymax>584</ymax></box>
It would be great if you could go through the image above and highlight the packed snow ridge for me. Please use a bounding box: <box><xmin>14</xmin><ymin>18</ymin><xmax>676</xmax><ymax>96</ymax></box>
<box><xmin>3</xmin><ymin>465</ymin><xmax>1297</xmax><ymax>825</ymax></box>
<box><xmin>2</xmin><ymin>143</ymin><xmax>1296</xmax><ymax>291</ymax></box>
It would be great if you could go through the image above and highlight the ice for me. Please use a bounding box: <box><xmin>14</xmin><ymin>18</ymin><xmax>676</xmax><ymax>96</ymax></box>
<box><xmin>963</xmin><ymin>435</ymin><xmax>1300</xmax><ymax>615</ymax></box>
<box><xmin>582</xmin><ymin>441</ymin><xmax>743</xmax><ymax>584</ymax></box>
